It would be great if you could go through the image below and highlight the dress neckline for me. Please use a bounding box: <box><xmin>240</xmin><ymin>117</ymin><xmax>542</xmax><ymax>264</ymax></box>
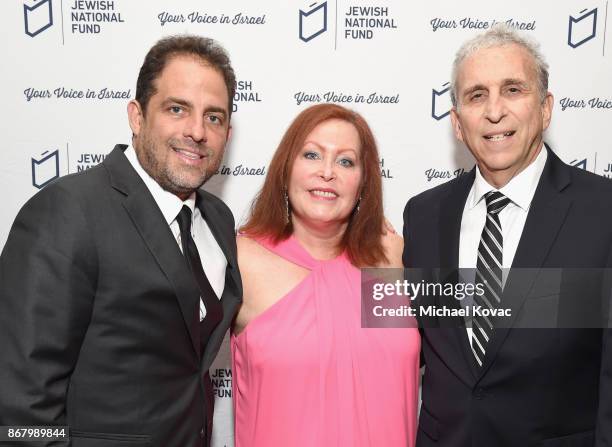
<box><xmin>257</xmin><ymin>234</ymin><xmax>347</xmax><ymax>269</ymax></box>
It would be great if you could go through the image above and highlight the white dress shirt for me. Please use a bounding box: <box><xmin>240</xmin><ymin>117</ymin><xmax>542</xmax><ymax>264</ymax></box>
<box><xmin>459</xmin><ymin>146</ymin><xmax>547</xmax><ymax>346</ymax></box>
<box><xmin>125</xmin><ymin>145</ymin><xmax>226</xmax><ymax>320</ymax></box>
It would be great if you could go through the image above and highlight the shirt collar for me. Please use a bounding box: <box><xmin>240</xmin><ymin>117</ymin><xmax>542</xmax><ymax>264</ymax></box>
<box><xmin>469</xmin><ymin>143</ymin><xmax>548</xmax><ymax>211</ymax></box>
<box><xmin>124</xmin><ymin>144</ymin><xmax>196</xmax><ymax>225</ymax></box>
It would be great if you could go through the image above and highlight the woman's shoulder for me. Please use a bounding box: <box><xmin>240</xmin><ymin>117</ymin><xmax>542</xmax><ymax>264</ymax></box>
<box><xmin>237</xmin><ymin>234</ymin><xmax>271</xmax><ymax>266</ymax></box>
<box><xmin>236</xmin><ymin>233</ymin><xmax>258</xmax><ymax>253</ymax></box>
<box><xmin>237</xmin><ymin>233</ymin><xmax>290</xmax><ymax>273</ymax></box>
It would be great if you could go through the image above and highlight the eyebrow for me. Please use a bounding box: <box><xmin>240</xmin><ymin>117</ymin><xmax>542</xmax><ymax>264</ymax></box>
<box><xmin>205</xmin><ymin>105</ymin><xmax>229</xmax><ymax>118</ymax></box>
<box><xmin>462</xmin><ymin>84</ymin><xmax>487</xmax><ymax>98</ymax></box>
<box><xmin>502</xmin><ymin>78</ymin><xmax>530</xmax><ymax>89</ymax></box>
<box><xmin>337</xmin><ymin>148</ymin><xmax>359</xmax><ymax>156</ymax></box>
<box><xmin>304</xmin><ymin>141</ymin><xmax>359</xmax><ymax>156</ymax></box>
<box><xmin>162</xmin><ymin>97</ymin><xmax>192</xmax><ymax>108</ymax></box>
<box><xmin>462</xmin><ymin>78</ymin><xmax>530</xmax><ymax>97</ymax></box>
<box><xmin>162</xmin><ymin>97</ymin><xmax>228</xmax><ymax>118</ymax></box>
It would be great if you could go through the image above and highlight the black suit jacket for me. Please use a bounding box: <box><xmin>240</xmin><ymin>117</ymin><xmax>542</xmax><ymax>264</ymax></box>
<box><xmin>403</xmin><ymin>146</ymin><xmax>612</xmax><ymax>446</ymax></box>
<box><xmin>0</xmin><ymin>145</ymin><xmax>242</xmax><ymax>447</ymax></box>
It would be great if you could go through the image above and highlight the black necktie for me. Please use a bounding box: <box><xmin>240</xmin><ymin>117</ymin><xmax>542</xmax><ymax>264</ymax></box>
<box><xmin>176</xmin><ymin>205</ymin><xmax>223</xmax><ymax>349</ymax></box>
<box><xmin>472</xmin><ymin>191</ymin><xmax>511</xmax><ymax>366</ymax></box>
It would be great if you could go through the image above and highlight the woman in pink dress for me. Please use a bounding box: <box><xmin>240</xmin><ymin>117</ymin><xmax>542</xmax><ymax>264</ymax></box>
<box><xmin>232</xmin><ymin>104</ymin><xmax>420</xmax><ymax>446</ymax></box>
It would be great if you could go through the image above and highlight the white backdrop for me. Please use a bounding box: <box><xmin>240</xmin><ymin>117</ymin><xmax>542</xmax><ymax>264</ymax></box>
<box><xmin>1</xmin><ymin>1</ymin><xmax>611</xmax><ymax>445</ymax></box>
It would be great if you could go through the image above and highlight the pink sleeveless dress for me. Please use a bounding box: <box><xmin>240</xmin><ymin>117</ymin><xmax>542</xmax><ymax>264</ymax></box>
<box><xmin>231</xmin><ymin>235</ymin><xmax>420</xmax><ymax>446</ymax></box>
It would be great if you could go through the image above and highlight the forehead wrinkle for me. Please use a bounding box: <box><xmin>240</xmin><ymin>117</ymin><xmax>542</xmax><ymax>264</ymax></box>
<box><xmin>458</xmin><ymin>54</ymin><xmax>536</xmax><ymax>98</ymax></box>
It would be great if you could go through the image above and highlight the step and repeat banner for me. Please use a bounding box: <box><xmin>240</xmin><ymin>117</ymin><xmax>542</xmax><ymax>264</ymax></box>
<box><xmin>1</xmin><ymin>0</ymin><xmax>611</xmax><ymax>445</ymax></box>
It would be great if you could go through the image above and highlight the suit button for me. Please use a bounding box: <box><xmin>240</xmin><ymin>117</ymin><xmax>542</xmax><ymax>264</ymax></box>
<box><xmin>473</xmin><ymin>387</ymin><xmax>485</xmax><ymax>400</ymax></box>
<box><xmin>200</xmin><ymin>428</ymin><xmax>205</xmax><ymax>438</ymax></box>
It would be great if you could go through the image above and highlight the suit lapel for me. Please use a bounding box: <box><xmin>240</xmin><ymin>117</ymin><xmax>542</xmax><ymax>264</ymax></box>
<box><xmin>477</xmin><ymin>146</ymin><xmax>572</xmax><ymax>377</ymax></box>
<box><xmin>438</xmin><ymin>170</ymin><xmax>480</xmax><ymax>381</ymax></box>
<box><xmin>104</xmin><ymin>145</ymin><xmax>201</xmax><ymax>356</ymax></box>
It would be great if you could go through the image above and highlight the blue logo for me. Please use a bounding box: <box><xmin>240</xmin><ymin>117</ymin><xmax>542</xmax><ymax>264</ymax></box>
<box><xmin>431</xmin><ymin>82</ymin><xmax>451</xmax><ymax>120</ymax></box>
<box><xmin>32</xmin><ymin>150</ymin><xmax>60</xmax><ymax>189</ymax></box>
<box><xmin>299</xmin><ymin>2</ymin><xmax>327</xmax><ymax>42</ymax></box>
<box><xmin>570</xmin><ymin>158</ymin><xmax>588</xmax><ymax>170</ymax></box>
<box><xmin>568</xmin><ymin>8</ymin><xmax>597</xmax><ymax>48</ymax></box>
<box><xmin>24</xmin><ymin>0</ymin><xmax>53</xmax><ymax>38</ymax></box>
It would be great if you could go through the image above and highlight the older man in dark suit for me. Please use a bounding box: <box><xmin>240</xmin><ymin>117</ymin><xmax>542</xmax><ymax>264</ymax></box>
<box><xmin>0</xmin><ymin>35</ymin><xmax>242</xmax><ymax>447</ymax></box>
<box><xmin>404</xmin><ymin>25</ymin><xmax>612</xmax><ymax>446</ymax></box>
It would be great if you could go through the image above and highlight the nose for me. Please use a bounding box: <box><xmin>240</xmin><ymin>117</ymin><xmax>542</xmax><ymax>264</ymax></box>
<box><xmin>484</xmin><ymin>93</ymin><xmax>507</xmax><ymax>123</ymax></box>
<box><xmin>319</xmin><ymin>158</ymin><xmax>336</xmax><ymax>181</ymax></box>
<box><xmin>184</xmin><ymin>114</ymin><xmax>207</xmax><ymax>143</ymax></box>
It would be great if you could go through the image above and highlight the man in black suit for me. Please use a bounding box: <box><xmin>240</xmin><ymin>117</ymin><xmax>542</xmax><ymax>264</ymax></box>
<box><xmin>0</xmin><ymin>35</ymin><xmax>241</xmax><ymax>446</ymax></box>
<box><xmin>403</xmin><ymin>25</ymin><xmax>612</xmax><ymax>446</ymax></box>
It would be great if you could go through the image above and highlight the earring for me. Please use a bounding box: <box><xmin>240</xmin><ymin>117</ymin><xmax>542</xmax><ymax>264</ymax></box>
<box><xmin>284</xmin><ymin>189</ymin><xmax>290</xmax><ymax>225</ymax></box>
<box><xmin>356</xmin><ymin>195</ymin><xmax>362</xmax><ymax>214</ymax></box>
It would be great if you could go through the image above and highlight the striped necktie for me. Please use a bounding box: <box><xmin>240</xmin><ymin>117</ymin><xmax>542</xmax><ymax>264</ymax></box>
<box><xmin>471</xmin><ymin>191</ymin><xmax>511</xmax><ymax>367</ymax></box>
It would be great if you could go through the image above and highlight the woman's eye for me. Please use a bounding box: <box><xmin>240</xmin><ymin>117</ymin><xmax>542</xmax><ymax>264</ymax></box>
<box><xmin>338</xmin><ymin>158</ymin><xmax>355</xmax><ymax>167</ymax></box>
<box><xmin>304</xmin><ymin>151</ymin><xmax>319</xmax><ymax>160</ymax></box>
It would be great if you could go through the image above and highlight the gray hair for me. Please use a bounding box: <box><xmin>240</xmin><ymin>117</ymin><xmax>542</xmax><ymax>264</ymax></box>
<box><xmin>450</xmin><ymin>23</ymin><xmax>549</xmax><ymax>107</ymax></box>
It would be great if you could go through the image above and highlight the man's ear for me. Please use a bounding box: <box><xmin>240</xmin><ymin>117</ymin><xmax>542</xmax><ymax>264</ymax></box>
<box><xmin>127</xmin><ymin>100</ymin><xmax>144</xmax><ymax>137</ymax></box>
<box><xmin>450</xmin><ymin>107</ymin><xmax>464</xmax><ymax>143</ymax></box>
<box><xmin>541</xmin><ymin>92</ymin><xmax>554</xmax><ymax>131</ymax></box>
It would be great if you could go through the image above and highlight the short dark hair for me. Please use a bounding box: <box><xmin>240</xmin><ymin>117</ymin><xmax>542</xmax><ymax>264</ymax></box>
<box><xmin>135</xmin><ymin>35</ymin><xmax>236</xmax><ymax>116</ymax></box>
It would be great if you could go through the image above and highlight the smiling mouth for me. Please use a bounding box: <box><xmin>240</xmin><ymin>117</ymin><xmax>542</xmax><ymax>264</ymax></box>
<box><xmin>484</xmin><ymin>131</ymin><xmax>515</xmax><ymax>142</ymax></box>
<box><xmin>309</xmin><ymin>189</ymin><xmax>338</xmax><ymax>199</ymax></box>
<box><xmin>173</xmin><ymin>147</ymin><xmax>206</xmax><ymax>160</ymax></box>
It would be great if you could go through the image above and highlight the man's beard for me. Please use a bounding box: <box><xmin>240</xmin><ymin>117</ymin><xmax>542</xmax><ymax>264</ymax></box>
<box><xmin>138</xmin><ymin>133</ymin><xmax>220</xmax><ymax>197</ymax></box>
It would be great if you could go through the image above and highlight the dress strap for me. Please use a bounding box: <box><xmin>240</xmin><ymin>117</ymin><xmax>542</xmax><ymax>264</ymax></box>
<box><xmin>247</xmin><ymin>235</ymin><xmax>319</xmax><ymax>270</ymax></box>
